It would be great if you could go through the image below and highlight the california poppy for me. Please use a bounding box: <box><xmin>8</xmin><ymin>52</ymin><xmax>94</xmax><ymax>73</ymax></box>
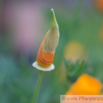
<box><xmin>66</xmin><ymin>74</ymin><xmax>102</xmax><ymax>95</ymax></box>
<box><xmin>36</xmin><ymin>9</ymin><xmax>59</xmax><ymax>67</ymax></box>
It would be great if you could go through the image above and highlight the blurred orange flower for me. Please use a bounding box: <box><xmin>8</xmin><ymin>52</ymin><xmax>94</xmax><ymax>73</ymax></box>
<box><xmin>66</xmin><ymin>74</ymin><xmax>102</xmax><ymax>95</ymax></box>
<box><xmin>94</xmin><ymin>0</ymin><xmax>103</xmax><ymax>12</ymax></box>
<box><xmin>64</xmin><ymin>41</ymin><xmax>87</xmax><ymax>63</ymax></box>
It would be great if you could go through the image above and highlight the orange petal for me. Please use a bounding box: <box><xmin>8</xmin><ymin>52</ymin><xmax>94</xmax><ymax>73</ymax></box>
<box><xmin>66</xmin><ymin>74</ymin><xmax>102</xmax><ymax>95</ymax></box>
<box><xmin>42</xmin><ymin>51</ymin><xmax>54</xmax><ymax>62</ymax></box>
<box><xmin>36</xmin><ymin>30</ymin><xmax>54</xmax><ymax>67</ymax></box>
<box><xmin>36</xmin><ymin>56</ymin><xmax>52</xmax><ymax>67</ymax></box>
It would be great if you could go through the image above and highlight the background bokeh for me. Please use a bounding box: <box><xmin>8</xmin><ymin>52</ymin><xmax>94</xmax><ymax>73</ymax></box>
<box><xmin>0</xmin><ymin>0</ymin><xmax>103</xmax><ymax>103</ymax></box>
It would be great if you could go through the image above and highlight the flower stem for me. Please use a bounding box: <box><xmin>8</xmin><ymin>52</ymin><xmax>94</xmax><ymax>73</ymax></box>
<box><xmin>32</xmin><ymin>71</ymin><xmax>44</xmax><ymax>103</ymax></box>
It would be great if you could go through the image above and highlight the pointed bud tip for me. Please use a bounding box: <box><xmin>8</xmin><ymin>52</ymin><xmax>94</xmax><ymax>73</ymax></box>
<box><xmin>51</xmin><ymin>8</ymin><xmax>58</xmax><ymax>28</ymax></box>
<box><xmin>51</xmin><ymin>8</ymin><xmax>54</xmax><ymax>11</ymax></box>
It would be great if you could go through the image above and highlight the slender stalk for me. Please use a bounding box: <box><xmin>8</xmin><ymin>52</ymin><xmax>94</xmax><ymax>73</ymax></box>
<box><xmin>32</xmin><ymin>71</ymin><xmax>44</xmax><ymax>103</ymax></box>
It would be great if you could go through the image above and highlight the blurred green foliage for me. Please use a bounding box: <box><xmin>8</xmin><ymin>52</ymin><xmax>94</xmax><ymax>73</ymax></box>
<box><xmin>0</xmin><ymin>0</ymin><xmax>103</xmax><ymax>103</ymax></box>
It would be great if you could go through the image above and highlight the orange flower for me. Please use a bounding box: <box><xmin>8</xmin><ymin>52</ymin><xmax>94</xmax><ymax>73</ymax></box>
<box><xmin>36</xmin><ymin>9</ymin><xmax>59</xmax><ymax>67</ymax></box>
<box><xmin>66</xmin><ymin>74</ymin><xmax>102</xmax><ymax>95</ymax></box>
<box><xmin>94</xmin><ymin>0</ymin><xmax>103</xmax><ymax>12</ymax></box>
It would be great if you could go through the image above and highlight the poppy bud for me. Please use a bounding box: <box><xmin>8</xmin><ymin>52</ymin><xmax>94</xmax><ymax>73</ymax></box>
<box><xmin>36</xmin><ymin>9</ymin><xmax>59</xmax><ymax>68</ymax></box>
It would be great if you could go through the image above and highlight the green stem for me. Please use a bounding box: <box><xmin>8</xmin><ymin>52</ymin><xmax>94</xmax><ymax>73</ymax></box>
<box><xmin>32</xmin><ymin>71</ymin><xmax>44</xmax><ymax>103</ymax></box>
<box><xmin>75</xmin><ymin>59</ymin><xmax>85</xmax><ymax>76</ymax></box>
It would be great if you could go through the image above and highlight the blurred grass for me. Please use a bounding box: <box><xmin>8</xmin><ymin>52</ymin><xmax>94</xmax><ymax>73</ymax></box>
<box><xmin>0</xmin><ymin>0</ymin><xmax>103</xmax><ymax>103</ymax></box>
